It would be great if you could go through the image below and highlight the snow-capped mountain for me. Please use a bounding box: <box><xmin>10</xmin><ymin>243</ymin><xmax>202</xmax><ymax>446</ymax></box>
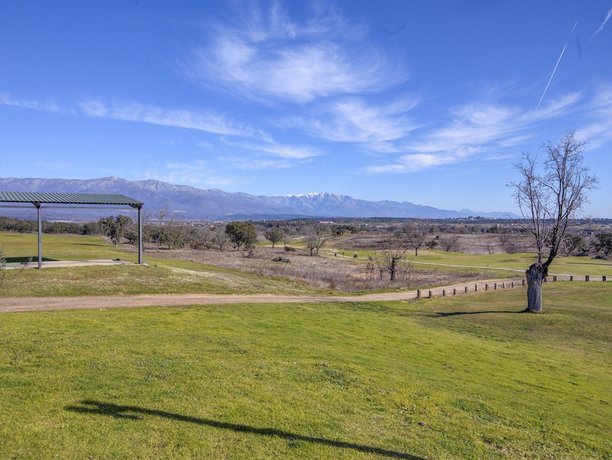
<box><xmin>0</xmin><ymin>177</ymin><xmax>517</xmax><ymax>220</ymax></box>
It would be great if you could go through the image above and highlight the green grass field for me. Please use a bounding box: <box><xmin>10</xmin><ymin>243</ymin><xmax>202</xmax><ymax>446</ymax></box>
<box><xmin>0</xmin><ymin>232</ymin><xmax>135</xmax><ymax>263</ymax></box>
<box><xmin>1</xmin><ymin>284</ymin><xmax>610</xmax><ymax>459</ymax></box>
<box><xmin>2</xmin><ymin>232</ymin><xmax>609</xmax><ymax>299</ymax></box>
<box><xmin>324</xmin><ymin>247</ymin><xmax>612</xmax><ymax>278</ymax></box>
<box><xmin>0</xmin><ymin>232</ymin><xmax>322</xmax><ymax>296</ymax></box>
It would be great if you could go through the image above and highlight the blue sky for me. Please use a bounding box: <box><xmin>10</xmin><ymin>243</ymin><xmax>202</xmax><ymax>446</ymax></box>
<box><xmin>1</xmin><ymin>0</ymin><xmax>611</xmax><ymax>216</ymax></box>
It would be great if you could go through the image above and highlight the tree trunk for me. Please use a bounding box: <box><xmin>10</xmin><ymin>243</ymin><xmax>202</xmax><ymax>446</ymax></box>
<box><xmin>525</xmin><ymin>262</ymin><xmax>547</xmax><ymax>313</ymax></box>
<box><xmin>389</xmin><ymin>257</ymin><xmax>397</xmax><ymax>281</ymax></box>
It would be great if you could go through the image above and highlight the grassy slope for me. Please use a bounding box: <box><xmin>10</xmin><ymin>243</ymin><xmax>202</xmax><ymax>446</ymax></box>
<box><xmin>0</xmin><ymin>284</ymin><xmax>609</xmax><ymax>459</ymax></box>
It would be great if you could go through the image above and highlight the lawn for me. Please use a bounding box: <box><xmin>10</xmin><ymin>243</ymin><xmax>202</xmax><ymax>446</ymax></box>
<box><xmin>0</xmin><ymin>284</ymin><xmax>609</xmax><ymax>459</ymax></box>
<box><xmin>0</xmin><ymin>232</ymin><xmax>135</xmax><ymax>263</ymax></box>
<box><xmin>0</xmin><ymin>232</ymin><xmax>323</xmax><ymax>296</ymax></box>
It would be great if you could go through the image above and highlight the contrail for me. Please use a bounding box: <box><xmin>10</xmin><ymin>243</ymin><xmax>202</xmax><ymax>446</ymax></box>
<box><xmin>592</xmin><ymin>7</ymin><xmax>612</xmax><ymax>39</ymax></box>
<box><xmin>537</xmin><ymin>22</ymin><xmax>578</xmax><ymax>109</ymax></box>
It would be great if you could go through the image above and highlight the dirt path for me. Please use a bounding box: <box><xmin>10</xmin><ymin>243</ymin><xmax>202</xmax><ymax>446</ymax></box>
<box><xmin>0</xmin><ymin>278</ymin><xmax>525</xmax><ymax>313</ymax></box>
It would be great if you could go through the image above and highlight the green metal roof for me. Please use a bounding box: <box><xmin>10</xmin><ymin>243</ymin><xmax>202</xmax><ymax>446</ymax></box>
<box><xmin>0</xmin><ymin>191</ymin><xmax>142</xmax><ymax>208</ymax></box>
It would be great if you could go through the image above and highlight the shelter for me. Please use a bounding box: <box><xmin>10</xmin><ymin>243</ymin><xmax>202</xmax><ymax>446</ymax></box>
<box><xmin>0</xmin><ymin>192</ymin><xmax>144</xmax><ymax>268</ymax></box>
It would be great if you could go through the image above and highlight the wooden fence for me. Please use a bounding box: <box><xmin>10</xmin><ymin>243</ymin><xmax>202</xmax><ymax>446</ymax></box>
<box><xmin>415</xmin><ymin>275</ymin><xmax>607</xmax><ymax>300</ymax></box>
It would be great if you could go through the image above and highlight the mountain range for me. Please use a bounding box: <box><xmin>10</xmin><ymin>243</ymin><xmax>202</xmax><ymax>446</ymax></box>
<box><xmin>0</xmin><ymin>177</ymin><xmax>517</xmax><ymax>220</ymax></box>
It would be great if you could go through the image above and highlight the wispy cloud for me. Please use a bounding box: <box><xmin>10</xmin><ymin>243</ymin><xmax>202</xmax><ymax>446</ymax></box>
<box><xmin>143</xmin><ymin>160</ymin><xmax>238</xmax><ymax>188</ymax></box>
<box><xmin>220</xmin><ymin>137</ymin><xmax>319</xmax><ymax>160</ymax></box>
<box><xmin>229</xmin><ymin>157</ymin><xmax>296</xmax><ymax>170</ymax></box>
<box><xmin>0</xmin><ymin>91</ymin><xmax>264</xmax><ymax>139</ymax></box>
<box><xmin>575</xmin><ymin>83</ymin><xmax>612</xmax><ymax>148</ymax></box>
<box><xmin>368</xmin><ymin>153</ymin><xmax>460</xmax><ymax>173</ymax></box>
<box><xmin>187</xmin><ymin>2</ymin><xmax>406</xmax><ymax>103</ymax></box>
<box><xmin>290</xmin><ymin>96</ymin><xmax>419</xmax><ymax>147</ymax></box>
<box><xmin>366</xmin><ymin>92</ymin><xmax>581</xmax><ymax>174</ymax></box>
<box><xmin>76</xmin><ymin>99</ymin><xmax>259</xmax><ymax>138</ymax></box>
<box><xmin>1</xmin><ymin>90</ymin><xmax>321</xmax><ymax>171</ymax></box>
<box><xmin>592</xmin><ymin>8</ymin><xmax>612</xmax><ymax>39</ymax></box>
<box><xmin>0</xmin><ymin>92</ymin><xmax>67</xmax><ymax>114</ymax></box>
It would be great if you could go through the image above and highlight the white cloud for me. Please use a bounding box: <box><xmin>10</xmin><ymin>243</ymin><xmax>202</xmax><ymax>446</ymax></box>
<box><xmin>76</xmin><ymin>99</ymin><xmax>258</xmax><ymax>138</ymax></box>
<box><xmin>229</xmin><ymin>157</ymin><xmax>295</xmax><ymax>170</ymax></box>
<box><xmin>522</xmin><ymin>92</ymin><xmax>581</xmax><ymax>122</ymax></box>
<box><xmin>0</xmin><ymin>92</ymin><xmax>67</xmax><ymax>114</ymax></box>
<box><xmin>188</xmin><ymin>2</ymin><xmax>406</xmax><ymax>103</ymax></box>
<box><xmin>367</xmin><ymin>92</ymin><xmax>582</xmax><ymax>174</ymax></box>
<box><xmin>368</xmin><ymin>153</ymin><xmax>459</xmax><ymax>173</ymax></box>
<box><xmin>220</xmin><ymin>137</ymin><xmax>319</xmax><ymax>160</ymax></box>
<box><xmin>575</xmin><ymin>84</ymin><xmax>612</xmax><ymax>148</ymax></box>
<box><xmin>292</xmin><ymin>96</ymin><xmax>419</xmax><ymax>146</ymax></box>
<box><xmin>1</xmin><ymin>92</ymin><xmax>265</xmax><ymax>139</ymax></box>
<box><xmin>144</xmin><ymin>160</ymin><xmax>238</xmax><ymax>188</ymax></box>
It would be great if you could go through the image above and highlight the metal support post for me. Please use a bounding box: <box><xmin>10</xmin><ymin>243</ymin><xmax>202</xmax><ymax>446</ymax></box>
<box><xmin>35</xmin><ymin>202</ymin><xmax>42</xmax><ymax>269</ymax></box>
<box><xmin>137</xmin><ymin>206</ymin><xmax>143</xmax><ymax>264</ymax></box>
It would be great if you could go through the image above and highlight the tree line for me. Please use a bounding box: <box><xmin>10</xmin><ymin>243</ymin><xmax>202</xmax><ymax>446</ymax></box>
<box><xmin>1</xmin><ymin>213</ymin><xmax>610</xmax><ymax>260</ymax></box>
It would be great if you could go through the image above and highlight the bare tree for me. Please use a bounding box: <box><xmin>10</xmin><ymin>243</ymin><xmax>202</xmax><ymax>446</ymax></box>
<box><xmin>211</xmin><ymin>226</ymin><xmax>230</xmax><ymax>251</ymax></box>
<box><xmin>305</xmin><ymin>225</ymin><xmax>328</xmax><ymax>256</ymax></box>
<box><xmin>306</xmin><ymin>226</ymin><xmax>328</xmax><ymax>256</ymax></box>
<box><xmin>498</xmin><ymin>232</ymin><xmax>516</xmax><ymax>254</ymax></box>
<box><xmin>511</xmin><ymin>132</ymin><xmax>597</xmax><ymax>312</ymax></box>
<box><xmin>440</xmin><ymin>235</ymin><xmax>459</xmax><ymax>252</ymax></box>
<box><xmin>380</xmin><ymin>247</ymin><xmax>409</xmax><ymax>281</ymax></box>
<box><xmin>405</xmin><ymin>222</ymin><xmax>428</xmax><ymax>256</ymax></box>
<box><xmin>379</xmin><ymin>228</ymin><xmax>413</xmax><ymax>281</ymax></box>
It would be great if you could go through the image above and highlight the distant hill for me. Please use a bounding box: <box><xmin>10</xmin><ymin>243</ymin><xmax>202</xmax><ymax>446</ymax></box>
<box><xmin>0</xmin><ymin>177</ymin><xmax>517</xmax><ymax>220</ymax></box>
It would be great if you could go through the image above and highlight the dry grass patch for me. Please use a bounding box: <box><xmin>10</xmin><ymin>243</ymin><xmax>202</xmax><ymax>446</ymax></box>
<box><xmin>149</xmin><ymin>247</ymin><xmax>491</xmax><ymax>292</ymax></box>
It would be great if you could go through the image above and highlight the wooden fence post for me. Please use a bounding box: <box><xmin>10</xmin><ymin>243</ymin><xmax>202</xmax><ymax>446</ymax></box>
<box><xmin>453</xmin><ymin>288</ymin><xmax>457</xmax><ymax>295</ymax></box>
<box><xmin>417</xmin><ymin>289</ymin><xmax>421</xmax><ymax>299</ymax></box>
<box><xmin>428</xmin><ymin>290</ymin><xmax>432</xmax><ymax>299</ymax></box>
<box><xmin>442</xmin><ymin>289</ymin><xmax>446</xmax><ymax>297</ymax></box>
<box><xmin>522</xmin><ymin>279</ymin><xmax>525</xmax><ymax>286</ymax></box>
<box><xmin>475</xmin><ymin>284</ymin><xmax>478</xmax><ymax>292</ymax></box>
<box><xmin>603</xmin><ymin>275</ymin><xmax>607</xmax><ymax>282</ymax></box>
<box><xmin>552</xmin><ymin>276</ymin><xmax>557</xmax><ymax>282</ymax></box>
<box><xmin>585</xmin><ymin>275</ymin><xmax>590</xmax><ymax>282</ymax></box>
<box><xmin>569</xmin><ymin>275</ymin><xmax>573</xmax><ymax>282</ymax></box>
<box><xmin>464</xmin><ymin>286</ymin><xmax>468</xmax><ymax>293</ymax></box>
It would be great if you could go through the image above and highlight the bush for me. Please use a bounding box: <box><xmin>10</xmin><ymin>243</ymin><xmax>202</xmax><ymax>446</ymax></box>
<box><xmin>264</xmin><ymin>228</ymin><xmax>285</xmax><ymax>248</ymax></box>
<box><xmin>225</xmin><ymin>221</ymin><xmax>257</xmax><ymax>251</ymax></box>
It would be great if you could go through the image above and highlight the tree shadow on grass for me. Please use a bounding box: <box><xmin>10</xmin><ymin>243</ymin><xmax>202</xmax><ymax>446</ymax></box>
<box><xmin>5</xmin><ymin>256</ymin><xmax>57</xmax><ymax>263</ymax></box>
<box><xmin>65</xmin><ymin>400</ymin><xmax>424</xmax><ymax>460</ymax></box>
<box><xmin>432</xmin><ymin>310</ymin><xmax>524</xmax><ymax>317</ymax></box>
